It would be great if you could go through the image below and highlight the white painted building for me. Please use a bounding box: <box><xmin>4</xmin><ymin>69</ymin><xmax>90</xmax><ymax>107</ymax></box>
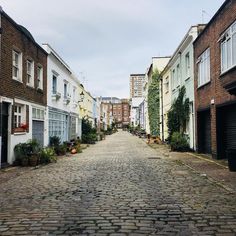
<box><xmin>130</xmin><ymin>97</ymin><xmax>144</xmax><ymax>127</ymax></box>
<box><xmin>42</xmin><ymin>44</ymin><xmax>81</xmax><ymax>144</ymax></box>
<box><xmin>161</xmin><ymin>25</ymin><xmax>205</xmax><ymax>149</ymax></box>
<box><xmin>143</xmin><ymin>57</ymin><xmax>170</xmax><ymax>134</ymax></box>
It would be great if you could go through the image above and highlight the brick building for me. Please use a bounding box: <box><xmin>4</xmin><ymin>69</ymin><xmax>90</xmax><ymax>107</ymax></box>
<box><xmin>0</xmin><ymin>9</ymin><xmax>47</xmax><ymax>165</ymax></box>
<box><xmin>194</xmin><ymin>0</ymin><xmax>236</xmax><ymax>159</ymax></box>
<box><xmin>101</xmin><ymin>97</ymin><xmax>130</xmax><ymax>128</ymax></box>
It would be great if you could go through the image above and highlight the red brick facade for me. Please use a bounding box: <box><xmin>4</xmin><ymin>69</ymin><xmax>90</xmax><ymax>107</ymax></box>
<box><xmin>0</xmin><ymin>12</ymin><xmax>47</xmax><ymax>106</ymax></box>
<box><xmin>194</xmin><ymin>0</ymin><xmax>236</xmax><ymax>159</ymax></box>
<box><xmin>112</xmin><ymin>100</ymin><xmax>130</xmax><ymax>127</ymax></box>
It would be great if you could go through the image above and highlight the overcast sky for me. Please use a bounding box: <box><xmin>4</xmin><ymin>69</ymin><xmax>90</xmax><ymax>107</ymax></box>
<box><xmin>1</xmin><ymin>0</ymin><xmax>224</xmax><ymax>98</ymax></box>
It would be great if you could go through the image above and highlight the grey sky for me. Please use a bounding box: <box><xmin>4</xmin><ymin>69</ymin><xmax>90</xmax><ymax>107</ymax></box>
<box><xmin>1</xmin><ymin>0</ymin><xmax>225</xmax><ymax>98</ymax></box>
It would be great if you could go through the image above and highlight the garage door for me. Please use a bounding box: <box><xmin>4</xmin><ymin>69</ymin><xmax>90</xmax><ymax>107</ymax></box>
<box><xmin>224</xmin><ymin>106</ymin><xmax>236</xmax><ymax>150</ymax></box>
<box><xmin>32</xmin><ymin>120</ymin><xmax>44</xmax><ymax>146</ymax></box>
<box><xmin>198</xmin><ymin>110</ymin><xmax>211</xmax><ymax>154</ymax></box>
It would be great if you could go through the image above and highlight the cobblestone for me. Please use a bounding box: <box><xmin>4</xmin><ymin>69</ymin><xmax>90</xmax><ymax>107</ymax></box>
<box><xmin>0</xmin><ymin>131</ymin><xmax>236</xmax><ymax>235</ymax></box>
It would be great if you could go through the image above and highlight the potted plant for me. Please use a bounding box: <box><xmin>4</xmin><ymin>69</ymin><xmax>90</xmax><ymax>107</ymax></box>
<box><xmin>39</xmin><ymin>147</ymin><xmax>56</xmax><ymax>164</ymax></box>
<box><xmin>20</xmin><ymin>123</ymin><xmax>29</xmax><ymax>131</ymax></box>
<box><xmin>27</xmin><ymin>139</ymin><xmax>40</xmax><ymax>166</ymax></box>
<box><xmin>55</xmin><ymin>144</ymin><xmax>67</xmax><ymax>156</ymax></box>
<box><xmin>14</xmin><ymin>143</ymin><xmax>29</xmax><ymax>166</ymax></box>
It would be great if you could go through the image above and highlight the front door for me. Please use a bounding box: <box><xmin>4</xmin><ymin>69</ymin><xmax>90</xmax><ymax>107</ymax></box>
<box><xmin>1</xmin><ymin>103</ymin><xmax>9</xmax><ymax>164</ymax></box>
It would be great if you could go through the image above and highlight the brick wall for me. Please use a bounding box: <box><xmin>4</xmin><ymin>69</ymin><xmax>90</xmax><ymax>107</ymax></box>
<box><xmin>194</xmin><ymin>0</ymin><xmax>236</xmax><ymax>158</ymax></box>
<box><xmin>0</xmin><ymin>12</ymin><xmax>47</xmax><ymax>106</ymax></box>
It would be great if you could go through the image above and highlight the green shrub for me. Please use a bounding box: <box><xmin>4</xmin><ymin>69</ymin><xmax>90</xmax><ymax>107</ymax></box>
<box><xmin>55</xmin><ymin>144</ymin><xmax>67</xmax><ymax>156</ymax></box>
<box><xmin>82</xmin><ymin>133</ymin><xmax>97</xmax><ymax>144</ymax></box>
<box><xmin>49</xmin><ymin>136</ymin><xmax>60</xmax><ymax>147</ymax></box>
<box><xmin>170</xmin><ymin>132</ymin><xmax>190</xmax><ymax>152</ymax></box>
<box><xmin>39</xmin><ymin>147</ymin><xmax>56</xmax><ymax>164</ymax></box>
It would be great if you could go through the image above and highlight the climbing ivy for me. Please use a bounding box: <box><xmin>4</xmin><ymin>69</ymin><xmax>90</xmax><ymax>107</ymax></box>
<box><xmin>148</xmin><ymin>70</ymin><xmax>160</xmax><ymax>136</ymax></box>
<box><xmin>167</xmin><ymin>86</ymin><xmax>190</xmax><ymax>137</ymax></box>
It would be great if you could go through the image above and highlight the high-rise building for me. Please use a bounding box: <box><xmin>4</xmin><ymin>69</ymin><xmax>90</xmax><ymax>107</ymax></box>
<box><xmin>129</xmin><ymin>74</ymin><xmax>145</xmax><ymax>98</ymax></box>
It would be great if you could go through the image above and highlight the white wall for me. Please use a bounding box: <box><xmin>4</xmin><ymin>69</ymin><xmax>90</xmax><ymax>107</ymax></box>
<box><xmin>168</xmin><ymin>26</ymin><xmax>199</xmax><ymax>149</ymax></box>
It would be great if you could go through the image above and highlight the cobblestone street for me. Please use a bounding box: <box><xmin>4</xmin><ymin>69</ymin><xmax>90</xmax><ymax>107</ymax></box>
<box><xmin>0</xmin><ymin>131</ymin><xmax>236</xmax><ymax>236</ymax></box>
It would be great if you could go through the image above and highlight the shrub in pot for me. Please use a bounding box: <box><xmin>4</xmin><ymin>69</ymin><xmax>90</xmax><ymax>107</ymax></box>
<box><xmin>27</xmin><ymin>139</ymin><xmax>40</xmax><ymax>166</ymax></box>
<box><xmin>39</xmin><ymin>147</ymin><xmax>56</xmax><ymax>164</ymax></box>
<box><xmin>55</xmin><ymin>144</ymin><xmax>67</xmax><ymax>156</ymax></box>
<box><xmin>170</xmin><ymin>132</ymin><xmax>190</xmax><ymax>152</ymax></box>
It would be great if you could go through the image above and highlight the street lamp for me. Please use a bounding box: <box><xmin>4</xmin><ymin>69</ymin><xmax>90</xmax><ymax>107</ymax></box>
<box><xmin>78</xmin><ymin>91</ymin><xmax>84</xmax><ymax>103</ymax></box>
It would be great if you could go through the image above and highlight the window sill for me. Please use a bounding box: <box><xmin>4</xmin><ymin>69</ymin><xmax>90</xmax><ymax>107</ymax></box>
<box><xmin>26</xmin><ymin>84</ymin><xmax>35</xmax><ymax>89</ymax></box>
<box><xmin>14</xmin><ymin>128</ymin><xmax>27</xmax><ymax>135</ymax></box>
<box><xmin>197</xmin><ymin>80</ymin><xmax>211</xmax><ymax>90</ymax></box>
<box><xmin>220</xmin><ymin>64</ymin><xmax>236</xmax><ymax>77</ymax></box>
<box><xmin>12</xmin><ymin>78</ymin><xmax>23</xmax><ymax>83</ymax></box>
<box><xmin>36</xmin><ymin>88</ymin><xmax>44</xmax><ymax>94</ymax></box>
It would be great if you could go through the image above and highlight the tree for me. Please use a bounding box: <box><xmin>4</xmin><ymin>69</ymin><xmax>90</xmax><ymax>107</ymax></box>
<box><xmin>148</xmin><ymin>70</ymin><xmax>160</xmax><ymax>136</ymax></box>
<box><xmin>167</xmin><ymin>86</ymin><xmax>190</xmax><ymax>137</ymax></box>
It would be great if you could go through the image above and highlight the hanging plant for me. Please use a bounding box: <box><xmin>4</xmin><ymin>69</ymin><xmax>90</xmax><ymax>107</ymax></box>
<box><xmin>148</xmin><ymin>70</ymin><xmax>160</xmax><ymax>136</ymax></box>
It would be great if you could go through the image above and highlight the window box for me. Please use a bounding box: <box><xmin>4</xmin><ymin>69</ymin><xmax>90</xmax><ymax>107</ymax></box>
<box><xmin>14</xmin><ymin>127</ymin><xmax>26</xmax><ymax>133</ymax></box>
<box><xmin>63</xmin><ymin>97</ymin><xmax>71</xmax><ymax>105</ymax></box>
<box><xmin>52</xmin><ymin>92</ymin><xmax>61</xmax><ymax>101</ymax></box>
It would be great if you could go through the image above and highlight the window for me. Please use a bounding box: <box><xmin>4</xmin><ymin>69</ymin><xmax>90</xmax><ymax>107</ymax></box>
<box><xmin>12</xmin><ymin>50</ymin><xmax>22</xmax><ymax>81</ymax></box>
<box><xmin>32</xmin><ymin>107</ymin><xmax>44</xmax><ymax>120</ymax></box>
<box><xmin>73</xmin><ymin>87</ymin><xmax>76</xmax><ymax>102</ymax></box>
<box><xmin>14</xmin><ymin>104</ymin><xmax>25</xmax><ymax>128</ymax></box>
<box><xmin>37</xmin><ymin>66</ymin><xmax>43</xmax><ymax>89</ymax></box>
<box><xmin>64</xmin><ymin>83</ymin><xmax>67</xmax><ymax>99</ymax></box>
<box><xmin>221</xmin><ymin>21</ymin><xmax>236</xmax><ymax>73</ymax></box>
<box><xmin>52</xmin><ymin>74</ymin><xmax>57</xmax><ymax>94</ymax></box>
<box><xmin>185</xmin><ymin>52</ymin><xmax>190</xmax><ymax>78</ymax></box>
<box><xmin>26</xmin><ymin>60</ymin><xmax>34</xmax><ymax>87</ymax></box>
<box><xmin>176</xmin><ymin>64</ymin><xmax>180</xmax><ymax>87</ymax></box>
<box><xmin>197</xmin><ymin>48</ymin><xmax>210</xmax><ymax>87</ymax></box>
<box><xmin>172</xmin><ymin>69</ymin><xmax>176</xmax><ymax>91</ymax></box>
<box><xmin>165</xmin><ymin>76</ymin><xmax>169</xmax><ymax>93</ymax></box>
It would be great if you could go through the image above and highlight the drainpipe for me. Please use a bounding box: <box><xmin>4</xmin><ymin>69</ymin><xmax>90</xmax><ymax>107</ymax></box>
<box><xmin>0</xmin><ymin>6</ymin><xmax>2</xmax><ymax>168</ymax></box>
<box><xmin>160</xmin><ymin>76</ymin><xmax>164</xmax><ymax>142</ymax></box>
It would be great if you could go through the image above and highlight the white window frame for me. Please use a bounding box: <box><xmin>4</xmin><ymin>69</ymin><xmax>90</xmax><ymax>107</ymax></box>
<box><xmin>165</xmin><ymin>76</ymin><xmax>169</xmax><ymax>93</ymax></box>
<box><xmin>37</xmin><ymin>65</ymin><xmax>43</xmax><ymax>90</ymax></box>
<box><xmin>172</xmin><ymin>69</ymin><xmax>176</xmax><ymax>91</ymax></box>
<box><xmin>64</xmin><ymin>82</ymin><xmax>68</xmax><ymax>99</ymax></box>
<box><xmin>197</xmin><ymin>48</ymin><xmax>210</xmax><ymax>87</ymax></box>
<box><xmin>221</xmin><ymin>21</ymin><xmax>236</xmax><ymax>73</ymax></box>
<box><xmin>185</xmin><ymin>52</ymin><xmax>190</xmax><ymax>79</ymax></box>
<box><xmin>176</xmin><ymin>64</ymin><xmax>180</xmax><ymax>87</ymax></box>
<box><xmin>26</xmin><ymin>59</ymin><xmax>34</xmax><ymax>87</ymax></box>
<box><xmin>12</xmin><ymin>50</ymin><xmax>22</xmax><ymax>82</ymax></box>
<box><xmin>14</xmin><ymin>104</ymin><xmax>25</xmax><ymax>128</ymax></box>
<box><xmin>52</xmin><ymin>74</ymin><xmax>57</xmax><ymax>94</ymax></box>
<box><xmin>32</xmin><ymin>107</ymin><xmax>44</xmax><ymax>121</ymax></box>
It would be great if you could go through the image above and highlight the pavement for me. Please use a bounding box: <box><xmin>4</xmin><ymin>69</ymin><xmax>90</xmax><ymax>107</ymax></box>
<box><xmin>0</xmin><ymin>131</ymin><xmax>235</xmax><ymax>236</ymax></box>
<box><xmin>147</xmin><ymin>142</ymin><xmax>236</xmax><ymax>193</ymax></box>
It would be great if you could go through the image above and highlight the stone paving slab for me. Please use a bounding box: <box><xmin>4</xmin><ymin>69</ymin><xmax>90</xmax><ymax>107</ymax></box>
<box><xmin>0</xmin><ymin>131</ymin><xmax>236</xmax><ymax>235</ymax></box>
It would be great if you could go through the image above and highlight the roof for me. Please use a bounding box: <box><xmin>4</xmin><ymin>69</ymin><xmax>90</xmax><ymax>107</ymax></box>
<box><xmin>130</xmin><ymin>74</ymin><xmax>145</xmax><ymax>77</ymax></box>
<box><xmin>102</xmin><ymin>97</ymin><xmax>120</xmax><ymax>100</ymax></box>
<box><xmin>0</xmin><ymin>8</ymin><xmax>47</xmax><ymax>55</ymax></box>
<box><xmin>194</xmin><ymin>0</ymin><xmax>230</xmax><ymax>44</ymax></box>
